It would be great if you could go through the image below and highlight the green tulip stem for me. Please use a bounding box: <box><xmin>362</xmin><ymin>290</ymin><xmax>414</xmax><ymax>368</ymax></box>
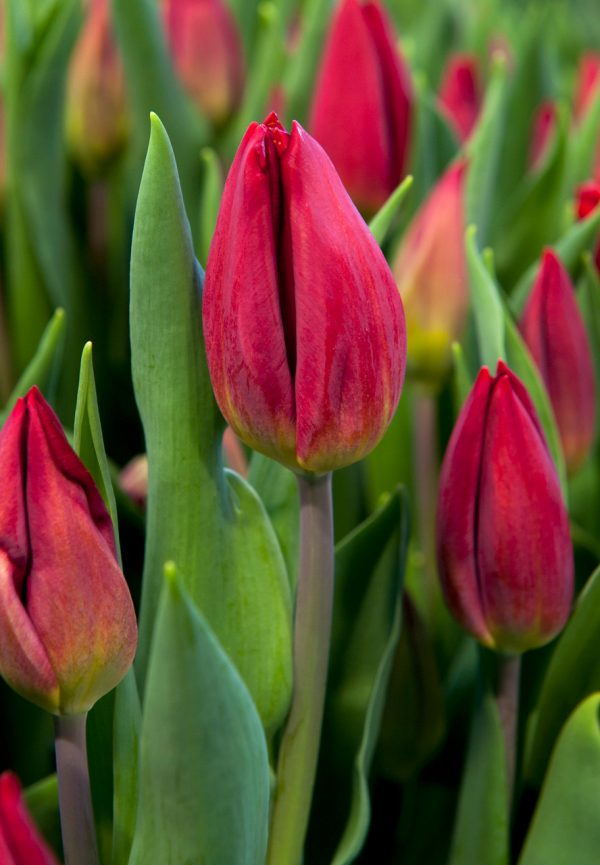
<box><xmin>413</xmin><ymin>390</ymin><xmax>440</xmax><ymax>625</ymax></box>
<box><xmin>266</xmin><ymin>471</ymin><xmax>334</xmax><ymax>865</ymax></box>
<box><xmin>496</xmin><ymin>654</ymin><xmax>521</xmax><ymax>804</ymax></box>
<box><xmin>54</xmin><ymin>713</ymin><xmax>100</xmax><ymax>865</ymax></box>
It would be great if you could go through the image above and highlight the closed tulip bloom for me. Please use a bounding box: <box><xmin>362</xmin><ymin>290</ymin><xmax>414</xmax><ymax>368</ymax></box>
<box><xmin>574</xmin><ymin>52</ymin><xmax>600</xmax><ymax>122</ymax></box>
<box><xmin>0</xmin><ymin>388</ymin><xmax>137</xmax><ymax>715</ymax></box>
<box><xmin>529</xmin><ymin>101</ymin><xmax>557</xmax><ymax>171</ymax></box>
<box><xmin>437</xmin><ymin>361</ymin><xmax>573</xmax><ymax>653</ymax></box>
<box><xmin>438</xmin><ymin>53</ymin><xmax>481</xmax><ymax>142</ymax></box>
<box><xmin>0</xmin><ymin>772</ymin><xmax>60</xmax><ymax>865</ymax></box>
<box><xmin>519</xmin><ymin>249</ymin><xmax>596</xmax><ymax>474</ymax></box>
<box><xmin>309</xmin><ymin>0</ymin><xmax>412</xmax><ymax>216</ymax></box>
<box><xmin>393</xmin><ymin>160</ymin><xmax>467</xmax><ymax>385</ymax></box>
<box><xmin>163</xmin><ymin>0</ymin><xmax>244</xmax><ymax>125</ymax></box>
<box><xmin>66</xmin><ymin>0</ymin><xmax>128</xmax><ymax>174</ymax></box>
<box><xmin>203</xmin><ymin>113</ymin><xmax>406</xmax><ymax>474</ymax></box>
<box><xmin>575</xmin><ymin>180</ymin><xmax>600</xmax><ymax>271</ymax></box>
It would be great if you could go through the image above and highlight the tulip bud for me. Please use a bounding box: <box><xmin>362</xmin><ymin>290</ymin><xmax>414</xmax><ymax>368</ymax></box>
<box><xmin>163</xmin><ymin>0</ymin><xmax>244</xmax><ymax>125</ymax></box>
<box><xmin>392</xmin><ymin>160</ymin><xmax>468</xmax><ymax>386</ymax></box>
<box><xmin>0</xmin><ymin>388</ymin><xmax>137</xmax><ymax>715</ymax></box>
<box><xmin>0</xmin><ymin>772</ymin><xmax>60</xmax><ymax>865</ymax></box>
<box><xmin>575</xmin><ymin>180</ymin><xmax>600</xmax><ymax>272</ymax></box>
<box><xmin>203</xmin><ymin>113</ymin><xmax>407</xmax><ymax>474</ymax></box>
<box><xmin>65</xmin><ymin>0</ymin><xmax>128</xmax><ymax>174</ymax></box>
<box><xmin>574</xmin><ymin>52</ymin><xmax>600</xmax><ymax>122</ymax></box>
<box><xmin>438</xmin><ymin>53</ymin><xmax>481</xmax><ymax>142</ymax></box>
<box><xmin>309</xmin><ymin>0</ymin><xmax>412</xmax><ymax>216</ymax></box>
<box><xmin>519</xmin><ymin>249</ymin><xmax>596</xmax><ymax>474</ymax></box>
<box><xmin>529</xmin><ymin>101</ymin><xmax>557</xmax><ymax>172</ymax></box>
<box><xmin>437</xmin><ymin>361</ymin><xmax>573</xmax><ymax>653</ymax></box>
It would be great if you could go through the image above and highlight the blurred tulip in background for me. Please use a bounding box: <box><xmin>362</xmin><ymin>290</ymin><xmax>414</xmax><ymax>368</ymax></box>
<box><xmin>438</xmin><ymin>53</ymin><xmax>481</xmax><ymax>142</ymax></box>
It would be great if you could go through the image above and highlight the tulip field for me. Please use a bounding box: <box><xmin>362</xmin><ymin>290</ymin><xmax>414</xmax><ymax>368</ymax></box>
<box><xmin>2</xmin><ymin>0</ymin><xmax>600</xmax><ymax>863</ymax></box>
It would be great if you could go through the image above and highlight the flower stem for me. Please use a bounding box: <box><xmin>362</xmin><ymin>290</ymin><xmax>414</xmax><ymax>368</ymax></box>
<box><xmin>413</xmin><ymin>390</ymin><xmax>439</xmax><ymax>621</ymax></box>
<box><xmin>54</xmin><ymin>713</ymin><xmax>100</xmax><ymax>865</ymax></box>
<box><xmin>496</xmin><ymin>654</ymin><xmax>521</xmax><ymax>804</ymax></box>
<box><xmin>266</xmin><ymin>472</ymin><xmax>334</xmax><ymax>865</ymax></box>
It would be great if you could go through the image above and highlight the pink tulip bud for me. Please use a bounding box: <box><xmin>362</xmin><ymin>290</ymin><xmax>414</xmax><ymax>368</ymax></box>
<box><xmin>575</xmin><ymin>180</ymin><xmax>600</xmax><ymax>272</ymax></box>
<box><xmin>574</xmin><ymin>52</ymin><xmax>600</xmax><ymax>122</ymax></box>
<box><xmin>529</xmin><ymin>101</ymin><xmax>557</xmax><ymax>171</ymax></box>
<box><xmin>392</xmin><ymin>160</ymin><xmax>468</xmax><ymax>385</ymax></box>
<box><xmin>309</xmin><ymin>0</ymin><xmax>412</xmax><ymax>216</ymax></box>
<box><xmin>203</xmin><ymin>113</ymin><xmax>406</xmax><ymax>474</ymax></box>
<box><xmin>66</xmin><ymin>0</ymin><xmax>128</xmax><ymax>174</ymax></box>
<box><xmin>163</xmin><ymin>0</ymin><xmax>244</xmax><ymax>125</ymax></box>
<box><xmin>0</xmin><ymin>772</ymin><xmax>60</xmax><ymax>865</ymax></box>
<box><xmin>519</xmin><ymin>249</ymin><xmax>596</xmax><ymax>474</ymax></box>
<box><xmin>437</xmin><ymin>361</ymin><xmax>573</xmax><ymax>653</ymax></box>
<box><xmin>0</xmin><ymin>388</ymin><xmax>137</xmax><ymax>715</ymax></box>
<box><xmin>438</xmin><ymin>53</ymin><xmax>481</xmax><ymax>142</ymax></box>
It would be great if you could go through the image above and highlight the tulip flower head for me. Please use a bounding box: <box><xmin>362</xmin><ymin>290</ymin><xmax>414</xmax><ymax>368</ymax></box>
<box><xmin>529</xmin><ymin>101</ymin><xmax>557</xmax><ymax>172</ymax></box>
<box><xmin>575</xmin><ymin>181</ymin><xmax>600</xmax><ymax>271</ymax></box>
<box><xmin>574</xmin><ymin>52</ymin><xmax>600</xmax><ymax>122</ymax></box>
<box><xmin>309</xmin><ymin>0</ymin><xmax>413</xmax><ymax>216</ymax></box>
<box><xmin>66</xmin><ymin>0</ymin><xmax>128</xmax><ymax>174</ymax></box>
<box><xmin>0</xmin><ymin>388</ymin><xmax>137</xmax><ymax>715</ymax></box>
<box><xmin>437</xmin><ymin>362</ymin><xmax>573</xmax><ymax>653</ymax></box>
<box><xmin>0</xmin><ymin>772</ymin><xmax>60</xmax><ymax>865</ymax></box>
<box><xmin>438</xmin><ymin>53</ymin><xmax>481</xmax><ymax>142</ymax></box>
<box><xmin>163</xmin><ymin>0</ymin><xmax>244</xmax><ymax>125</ymax></box>
<box><xmin>203</xmin><ymin>113</ymin><xmax>407</xmax><ymax>474</ymax></box>
<box><xmin>519</xmin><ymin>249</ymin><xmax>596</xmax><ymax>474</ymax></box>
<box><xmin>392</xmin><ymin>160</ymin><xmax>468</xmax><ymax>386</ymax></box>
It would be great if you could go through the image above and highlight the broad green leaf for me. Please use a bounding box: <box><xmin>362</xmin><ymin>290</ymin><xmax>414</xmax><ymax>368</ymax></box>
<box><xmin>465</xmin><ymin>58</ymin><xmax>509</xmax><ymax>249</ymax></box>
<box><xmin>0</xmin><ymin>308</ymin><xmax>65</xmax><ymax>425</ymax></box>
<box><xmin>448</xmin><ymin>678</ymin><xmax>509</xmax><ymax>865</ymax></box>
<box><xmin>128</xmin><ymin>568</ymin><xmax>270</xmax><ymax>865</ymax></box>
<box><xmin>112</xmin><ymin>671</ymin><xmax>141</xmax><ymax>865</ymax></box>
<box><xmin>74</xmin><ymin>342</ymin><xmax>120</xmax><ymax>554</ymax></box>
<box><xmin>130</xmin><ymin>114</ymin><xmax>292</xmax><ymax>733</ymax></box>
<box><xmin>305</xmin><ymin>488</ymin><xmax>408</xmax><ymax>865</ymax></box>
<box><xmin>223</xmin><ymin>3</ymin><xmax>283</xmax><ymax>160</ymax></box>
<box><xmin>519</xmin><ymin>694</ymin><xmax>600</xmax><ymax>865</ymax></box>
<box><xmin>5</xmin><ymin>0</ymin><xmax>83</xmax><ymax>396</ymax></box>
<box><xmin>363</xmin><ymin>388</ymin><xmax>413</xmax><ymax>513</ymax></box>
<box><xmin>368</xmin><ymin>176</ymin><xmax>413</xmax><ymax>249</ymax></box>
<box><xmin>524</xmin><ymin>565</ymin><xmax>600</xmax><ymax>785</ymax></box>
<box><xmin>466</xmin><ymin>226</ymin><xmax>506</xmax><ymax>369</ymax></box>
<box><xmin>197</xmin><ymin>147</ymin><xmax>223</xmax><ymax>267</ymax></box>
<box><xmin>24</xmin><ymin>775</ymin><xmax>62</xmax><ymax>860</ymax></box>
<box><xmin>248</xmin><ymin>452</ymin><xmax>299</xmax><ymax>591</ymax></box>
<box><xmin>111</xmin><ymin>0</ymin><xmax>207</xmax><ymax>216</ymax></box>
<box><xmin>510</xmin><ymin>205</ymin><xmax>600</xmax><ymax>316</ymax></box>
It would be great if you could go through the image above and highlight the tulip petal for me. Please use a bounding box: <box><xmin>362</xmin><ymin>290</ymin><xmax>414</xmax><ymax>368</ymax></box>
<box><xmin>0</xmin><ymin>772</ymin><xmax>59</xmax><ymax>865</ymax></box>
<box><xmin>281</xmin><ymin>122</ymin><xmax>406</xmax><ymax>472</ymax></box>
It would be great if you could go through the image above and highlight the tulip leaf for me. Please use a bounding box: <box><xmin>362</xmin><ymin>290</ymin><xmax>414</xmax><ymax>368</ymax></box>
<box><xmin>524</xmin><ymin>565</ymin><xmax>600</xmax><ymax>785</ymax></box>
<box><xmin>305</xmin><ymin>488</ymin><xmax>408</xmax><ymax>865</ymax></box>
<box><xmin>130</xmin><ymin>114</ymin><xmax>293</xmax><ymax>734</ymax></box>
<box><xmin>568</xmin><ymin>79</ymin><xmax>600</xmax><ymax>188</ymax></box>
<box><xmin>0</xmin><ymin>308</ymin><xmax>66</xmax><ymax>425</ymax></box>
<box><xmin>4</xmin><ymin>0</ymin><xmax>83</xmax><ymax>394</ymax></box>
<box><xmin>24</xmin><ymin>775</ymin><xmax>62</xmax><ymax>860</ymax></box>
<box><xmin>283</xmin><ymin>0</ymin><xmax>331</xmax><ymax>122</ymax></box>
<box><xmin>223</xmin><ymin>2</ymin><xmax>284</xmax><ymax>161</ymax></box>
<box><xmin>519</xmin><ymin>694</ymin><xmax>600</xmax><ymax>865</ymax></box>
<box><xmin>111</xmin><ymin>0</ymin><xmax>207</xmax><ymax>216</ymax></box>
<box><xmin>197</xmin><ymin>147</ymin><xmax>223</xmax><ymax>267</ymax></box>
<box><xmin>248</xmin><ymin>452</ymin><xmax>299</xmax><ymax>591</ymax></box>
<box><xmin>466</xmin><ymin>56</ymin><xmax>509</xmax><ymax>249</ymax></box>
<box><xmin>363</xmin><ymin>389</ymin><xmax>413</xmax><ymax>513</ymax></box>
<box><xmin>74</xmin><ymin>342</ymin><xmax>120</xmax><ymax>556</ymax></box>
<box><xmin>451</xmin><ymin>342</ymin><xmax>474</xmax><ymax>412</ymax></box>
<box><xmin>510</xmin><ymin>204</ymin><xmax>600</xmax><ymax>316</ymax></box>
<box><xmin>466</xmin><ymin>226</ymin><xmax>506</xmax><ymax>369</ymax></box>
<box><xmin>128</xmin><ymin>567</ymin><xmax>270</xmax><ymax>865</ymax></box>
<box><xmin>112</xmin><ymin>671</ymin><xmax>141</xmax><ymax>865</ymax></box>
<box><xmin>447</xmin><ymin>677</ymin><xmax>509</xmax><ymax>865</ymax></box>
<box><xmin>368</xmin><ymin>175</ymin><xmax>413</xmax><ymax>249</ymax></box>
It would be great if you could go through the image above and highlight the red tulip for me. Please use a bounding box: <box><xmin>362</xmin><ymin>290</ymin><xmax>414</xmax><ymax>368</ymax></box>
<box><xmin>309</xmin><ymin>0</ymin><xmax>412</xmax><ymax>216</ymax></box>
<box><xmin>203</xmin><ymin>113</ymin><xmax>406</xmax><ymax>474</ymax></box>
<box><xmin>529</xmin><ymin>101</ymin><xmax>557</xmax><ymax>171</ymax></box>
<box><xmin>437</xmin><ymin>361</ymin><xmax>573</xmax><ymax>653</ymax></box>
<box><xmin>438</xmin><ymin>53</ymin><xmax>481</xmax><ymax>142</ymax></box>
<box><xmin>575</xmin><ymin>181</ymin><xmax>600</xmax><ymax>272</ymax></box>
<box><xmin>0</xmin><ymin>388</ymin><xmax>137</xmax><ymax>715</ymax></box>
<box><xmin>392</xmin><ymin>160</ymin><xmax>467</xmax><ymax>384</ymax></box>
<box><xmin>163</xmin><ymin>0</ymin><xmax>244</xmax><ymax>124</ymax></box>
<box><xmin>0</xmin><ymin>772</ymin><xmax>60</xmax><ymax>865</ymax></box>
<box><xmin>574</xmin><ymin>52</ymin><xmax>600</xmax><ymax>122</ymax></box>
<box><xmin>519</xmin><ymin>249</ymin><xmax>596</xmax><ymax>474</ymax></box>
<box><xmin>66</xmin><ymin>0</ymin><xmax>128</xmax><ymax>174</ymax></box>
